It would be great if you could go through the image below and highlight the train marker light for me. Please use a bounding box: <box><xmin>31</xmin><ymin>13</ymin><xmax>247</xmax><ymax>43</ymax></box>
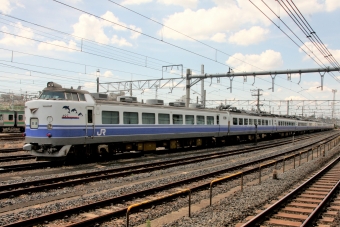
<box><xmin>47</xmin><ymin>133</ymin><xmax>52</xmax><ymax>138</ymax></box>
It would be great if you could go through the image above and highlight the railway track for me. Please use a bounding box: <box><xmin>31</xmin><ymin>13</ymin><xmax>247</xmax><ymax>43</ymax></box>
<box><xmin>0</xmin><ymin>133</ymin><xmax>319</xmax><ymax>173</ymax></box>
<box><xmin>2</xmin><ymin>133</ymin><xmax>339</xmax><ymax>227</ymax></box>
<box><xmin>0</xmin><ymin>161</ymin><xmax>60</xmax><ymax>173</ymax></box>
<box><xmin>0</xmin><ymin>137</ymin><xmax>24</xmax><ymax>141</ymax></box>
<box><xmin>241</xmin><ymin>155</ymin><xmax>340</xmax><ymax>227</ymax></box>
<box><xmin>0</xmin><ymin>148</ymin><xmax>23</xmax><ymax>153</ymax></box>
<box><xmin>0</xmin><ymin>155</ymin><xmax>35</xmax><ymax>162</ymax></box>
<box><xmin>0</xmin><ymin>133</ymin><xmax>329</xmax><ymax>198</ymax></box>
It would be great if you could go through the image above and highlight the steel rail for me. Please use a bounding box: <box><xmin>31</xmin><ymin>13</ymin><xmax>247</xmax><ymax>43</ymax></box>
<box><xmin>241</xmin><ymin>156</ymin><xmax>340</xmax><ymax>227</ymax></box>
<box><xmin>3</xmin><ymin>133</ymin><xmax>338</xmax><ymax>227</ymax></box>
<box><xmin>0</xmin><ymin>133</ymin><xmax>325</xmax><ymax>199</ymax></box>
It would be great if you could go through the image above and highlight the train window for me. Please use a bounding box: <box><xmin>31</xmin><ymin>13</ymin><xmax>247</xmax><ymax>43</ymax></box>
<box><xmin>87</xmin><ymin>109</ymin><xmax>93</xmax><ymax>123</ymax></box>
<box><xmin>102</xmin><ymin>111</ymin><xmax>119</xmax><ymax>124</ymax></box>
<box><xmin>233</xmin><ymin>118</ymin><xmax>237</xmax><ymax>125</ymax></box>
<box><xmin>39</xmin><ymin>91</ymin><xmax>65</xmax><ymax>100</ymax></box>
<box><xmin>142</xmin><ymin>113</ymin><xmax>155</xmax><ymax>124</ymax></box>
<box><xmin>18</xmin><ymin>115</ymin><xmax>23</xmax><ymax>121</ymax></box>
<box><xmin>217</xmin><ymin>115</ymin><xmax>219</xmax><ymax>124</ymax></box>
<box><xmin>79</xmin><ymin>94</ymin><xmax>86</xmax><ymax>101</ymax></box>
<box><xmin>244</xmin><ymin>119</ymin><xmax>248</xmax><ymax>125</ymax></box>
<box><xmin>123</xmin><ymin>112</ymin><xmax>138</xmax><ymax>124</ymax></box>
<box><xmin>254</xmin><ymin>119</ymin><xmax>257</xmax><ymax>125</ymax></box>
<box><xmin>159</xmin><ymin>114</ymin><xmax>170</xmax><ymax>124</ymax></box>
<box><xmin>197</xmin><ymin>116</ymin><xmax>205</xmax><ymax>125</ymax></box>
<box><xmin>207</xmin><ymin>116</ymin><xmax>214</xmax><ymax>125</ymax></box>
<box><xmin>249</xmin><ymin>119</ymin><xmax>253</xmax><ymax>125</ymax></box>
<box><xmin>185</xmin><ymin>115</ymin><xmax>194</xmax><ymax>125</ymax></box>
<box><xmin>72</xmin><ymin>93</ymin><xmax>79</xmax><ymax>101</ymax></box>
<box><xmin>238</xmin><ymin>118</ymin><xmax>243</xmax><ymax>125</ymax></box>
<box><xmin>66</xmin><ymin>93</ymin><xmax>72</xmax><ymax>100</ymax></box>
<box><xmin>173</xmin><ymin>114</ymin><xmax>183</xmax><ymax>125</ymax></box>
<box><xmin>265</xmin><ymin>120</ymin><xmax>268</xmax><ymax>125</ymax></box>
<box><xmin>258</xmin><ymin>119</ymin><xmax>261</xmax><ymax>125</ymax></box>
<box><xmin>262</xmin><ymin>120</ymin><xmax>265</xmax><ymax>125</ymax></box>
<box><xmin>8</xmin><ymin>115</ymin><xmax>13</xmax><ymax>121</ymax></box>
<box><xmin>0</xmin><ymin>114</ymin><xmax>2</xmax><ymax>120</ymax></box>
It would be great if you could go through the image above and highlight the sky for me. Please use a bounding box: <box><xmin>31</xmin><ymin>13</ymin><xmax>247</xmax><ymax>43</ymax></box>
<box><xmin>0</xmin><ymin>0</ymin><xmax>339</xmax><ymax>119</ymax></box>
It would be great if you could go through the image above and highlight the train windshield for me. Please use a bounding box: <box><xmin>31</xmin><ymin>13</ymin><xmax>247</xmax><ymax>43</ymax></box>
<box><xmin>39</xmin><ymin>91</ymin><xmax>65</xmax><ymax>100</ymax></box>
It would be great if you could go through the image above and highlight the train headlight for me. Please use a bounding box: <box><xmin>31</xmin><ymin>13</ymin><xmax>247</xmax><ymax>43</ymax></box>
<box><xmin>46</xmin><ymin>133</ymin><xmax>52</xmax><ymax>138</ymax></box>
<box><xmin>22</xmin><ymin>132</ymin><xmax>26</xmax><ymax>137</ymax></box>
<box><xmin>47</xmin><ymin>124</ymin><xmax>53</xmax><ymax>130</ymax></box>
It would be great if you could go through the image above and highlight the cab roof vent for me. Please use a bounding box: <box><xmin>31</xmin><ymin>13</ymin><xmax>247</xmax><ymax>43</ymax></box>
<box><xmin>169</xmin><ymin>101</ymin><xmax>185</xmax><ymax>107</ymax></box>
<box><xmin>117</xmin><ymin>96</ymin><xmax>137</xmax><ymax>103</ymax></box>
<box><xmin>146</xmin><ymin>99</ymin><xmax>164</xmax><ymax>105</ymax></box>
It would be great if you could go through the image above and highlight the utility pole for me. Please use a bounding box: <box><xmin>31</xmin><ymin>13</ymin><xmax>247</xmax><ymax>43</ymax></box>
<box><xmin>251</xmin><ymin>89</ymin><xmax>263</xmax><ymax>113</ymax></box>
<box><xmin>332</xmin><ymin>89</ymin><xmax>337</xmax><ymax>123</ymax></box>
<box><xmin>155</xmin><ymin>85</ymin><xmax>159</xmax><ymax>99</ymax></box>
<box><xmin>96</xmin><ymin>69</ymin><xmax>100</xmax><ymax>93</ymax></box>
<box><xmin>185</xmin><ymin>69</ymin><xmax>191</xmax><ymax>107</ymax></box>
<box><xmin>201</xmin><ymin>64</ymin><xmax>205</xmax><ymax>107</ymax></box>
<box><xmin>287</xmin><ymin>100</ymin><xmax>289</xmax><ymax>116</ymax></box>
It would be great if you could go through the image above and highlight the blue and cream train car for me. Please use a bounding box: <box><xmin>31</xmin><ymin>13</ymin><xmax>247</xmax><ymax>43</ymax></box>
<box><xmin>23</xmin><ymin>82</ymin><xmax>334</xmax><ymax>161</ymax></box>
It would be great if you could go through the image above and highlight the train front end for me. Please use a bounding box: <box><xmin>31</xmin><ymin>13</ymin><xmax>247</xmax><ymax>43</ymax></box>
<box><xmin>23</xmin><ymin>82</ymin><xmax>93</xmax><ymax>161</ymax></box>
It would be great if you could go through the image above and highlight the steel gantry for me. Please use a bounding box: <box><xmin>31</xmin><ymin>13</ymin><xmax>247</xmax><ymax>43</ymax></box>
<box><xmin>186</xmin><ymin>66</ymin><xmax>340</xmax><ymax>107</ymax></box>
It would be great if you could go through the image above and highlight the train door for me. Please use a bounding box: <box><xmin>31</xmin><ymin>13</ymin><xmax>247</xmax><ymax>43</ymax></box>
<box><xmin>0</xmin><ymin>113</ymin><xmax>3</xmax><ymax>126</ymax></box>
<box><xmin>86</xmin><ymin>106</ymin><xmax>95</xmax><ymax>138</ymax></box>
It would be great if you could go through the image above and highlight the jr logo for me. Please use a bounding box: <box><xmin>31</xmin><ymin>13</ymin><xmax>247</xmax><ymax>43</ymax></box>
<box><xmin>97</xmin><ymin>129</ymin><xmax>106</xmax><ymax>136</ymax></box>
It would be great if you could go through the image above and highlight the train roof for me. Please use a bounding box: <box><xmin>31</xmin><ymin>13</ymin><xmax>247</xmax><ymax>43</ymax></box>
<box><xmin>43</xmin><ymin>82</ymin><xmax>89</xmax><ymax>94</ymax></box>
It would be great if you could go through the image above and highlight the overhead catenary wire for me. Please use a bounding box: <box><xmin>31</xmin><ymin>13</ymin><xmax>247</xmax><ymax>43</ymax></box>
<box><xmin>284</xmin><ymin>0</ymin><xmax>340</xmax><ymax>68</ymax></box>
<box><xmin>0</xmin><ymin>12</ymin><xmax>203</xmax><ymax>74</ymax></box>
<box><xmin>256</xmin><ymin>0</ymin><xmax>340</xmax><ymax>83</ymax></box>
<box><xmin>279</xmin><ymin>0</ymin><xmax>339</xmax><ymax>69</ymax></box>
<box><xmin>106</xmin><ymin>0</ymin><xmax>266</xmax><ymax>72</ymax></box>
<box><xmin>50</xmin><ymin>0</ymin><xmax>245</xmax><ymax>71</ymax></box>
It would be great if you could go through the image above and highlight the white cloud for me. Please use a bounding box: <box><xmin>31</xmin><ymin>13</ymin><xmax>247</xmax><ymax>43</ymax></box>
<box><xmin>228</xmin><ymin>26</ymin><xmax>269</xmax><ymax>46</ymax></box>
<box><xmin>158</xmin><ymin>0</ymin><xmax>198</xmax><ymax>9</ymax></box>
<box><xmin>129</xmin><ymin>25</ymin><xmax>142</xmax><ymax>39</ymax></box>
<box><xmin>72</xmin><ymin>14</ymin><xmax>110</xmax><ymax>44</ymax></box>
<box><xmin>0</xmin><ymin>22</ymin><xmax>34</xmax><ymax>46</ymax></box>
<box><xmin>0</xmin><ymin>0</ymin><xmax>26</xmax><ymax>13</ymax></box>
<box><xmin>0</xmin><ymin>0</ymin><xmax>11</xmax><ymax>13</ymax></box>
<box><xmin>102</xmin><ymin>70</ymin><xmax>120</xmax><ymax>78</ymax></box>
<box><xmin>284</xmin><ymin>96</ymin><xmax>305</xmax><ymax>101</ymax></box>
<box><xmin>72</xmin><ymin>11</ymin><xmax>142</xmax><ymax>46</ymax></box>
<box><xmin>292</xmin><ymin>0</ymin><xmax>340</xmax><ymax>13</ymax></box>
<box><xmin>121</xmin><ymin>0</ymin><xmax>152</xmax><ymax>5</ymax></box>
<box><xmin>111</xmin><ymin>35</ymin><xmax>132</xmax><ymax>47</ymax></box>
<box><xmin>210</xmin><ymin>33</ymin><xmax>226</xmax><ymax>43</ymax></box>
<box><xmin>38</xmin><ymin>40</ymin><xmax>77</xmax><ymax>52</ymax></box>
<box><xmin>299</xmin><ymin>41</ymin><xmax>340</xmax><ymax>65</ymax></box>
<box><xmin>226</xmin><ymin>50</ymin><xmax>283</xmax><ymax>72</ymax></box>
<box><xmin>160</xmin><ymin>1</ymin><xmax>273</xmax><ymax>41</ymax></box>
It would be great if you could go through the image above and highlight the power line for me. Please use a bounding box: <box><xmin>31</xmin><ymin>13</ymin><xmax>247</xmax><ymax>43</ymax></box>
<box><xmin>256</xmin><ymin>0</ymin><xmax>340</xmax><ymax>83</ymax></box>
<box><xmin>106</xmin><ymin>0</ymin><xmax>265</xmax><ymax>72</ymax></box>
<box><xmin>51</xmin><ymin>0</ymin><xmax>241</xmax><ymax>71</ymax></box>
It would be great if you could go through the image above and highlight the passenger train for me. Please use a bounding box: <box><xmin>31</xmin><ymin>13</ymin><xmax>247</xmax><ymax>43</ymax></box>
<box><xmin>0</xmin><ymin>110</ymin><xmax>25</xmax><ymax>132</ymax></box>
<box><xmin>23</xmin><ymin>82</ymin><xmax>334</xmax><ymax>161</ymax></box>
